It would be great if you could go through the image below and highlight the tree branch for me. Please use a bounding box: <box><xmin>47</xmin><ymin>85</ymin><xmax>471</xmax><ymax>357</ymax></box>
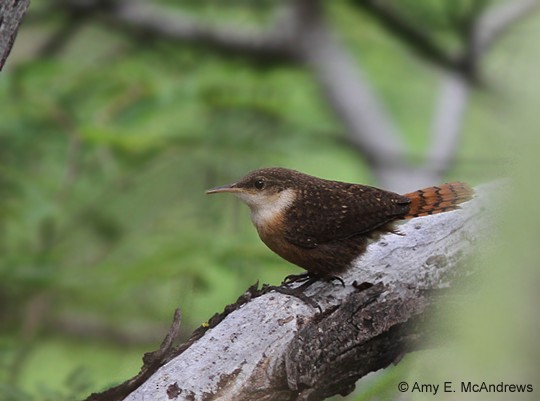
<box><xmin>105</xmin><ymin>0</ymin><xmax>294</xmax><ymax>62</ymax></box>
<box><xmin>290</xmin><ymin>0</ymin><xmax>408</xmax><ymax>171</ymax></box>
<box><xmin>472</xmin><ymin>0</ymin><xmax>540</xmax><ymax>61</ymax></box>
<box><xmin>351</xmin><ymin>0</ymin><xmax>464</xmax><ymax>79</ymax></box>
<box><xmin>0</xmin><ymin>0</ymin><xmax>31</xmax><ymax>70</ymax></box>
<box><xmin>84</xmin><ymin>310</ymin><xmax>183</xmax><ymax>401</ymax></box>
<box><xmin>352</xmin><ymin>0</ymin><xmax>540</xmax><ymax>83</ymax></box>
<box><xmin>80</xmin><ymin>182</ymin><xmax>493</xmax><ymax>401</ymax></box>
<box><xmin>426</xmin><ymin>73</ymin><xmax>471</xmax><ymax>177</ymax></box>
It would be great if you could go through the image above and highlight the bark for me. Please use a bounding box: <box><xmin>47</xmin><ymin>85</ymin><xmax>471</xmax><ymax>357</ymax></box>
<box><xmin>0</xmin><ymin>0</ymin><xmax>31</xmax><ymax>70</ymax></box>
<box><xmin>80</xmin><ymin>182</ymin><xmax>495</xmax><ymax>401</ymax></box>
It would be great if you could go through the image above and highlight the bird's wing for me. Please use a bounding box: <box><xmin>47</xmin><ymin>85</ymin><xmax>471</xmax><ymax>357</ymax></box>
<box><xmin>283</xmin><ymin>183</ymin><xmax>410</xmax><ymax>248</ymax></box>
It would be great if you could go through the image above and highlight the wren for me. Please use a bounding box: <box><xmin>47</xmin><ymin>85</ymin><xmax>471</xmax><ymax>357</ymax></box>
<box><xmin>206</xmin><ymin>167</ymin><xmax>473</xmax><ymax>278</ymax></box>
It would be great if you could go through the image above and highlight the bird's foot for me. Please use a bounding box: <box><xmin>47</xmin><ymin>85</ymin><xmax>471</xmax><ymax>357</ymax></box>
<box><xmin>281</xmin><ymin>272</ymin><xmax>312</xmax><ymax>286</ymax></box>
<box><xmin>325</xmin><ymin>275</ymin><xmax>345</xmax><ymax>287</ymax></box>
<box><xmin>267</xmin><ymin>283</ymin><xmax>321</xmax><ymax>312</ymax></box>
<box><xmin>281</xmin><ymin>273</ymin><xmax>345</xmax><ymax>287</ymax></box>
<box><xmin>269</xmin><ymin>274</ymin><xmax>345</xmax><ymax>311</ymax></box>
<box><xmin>261</xmin><ymin>274</ymin><xmax>323</xmax><ymax>311</ymax></box>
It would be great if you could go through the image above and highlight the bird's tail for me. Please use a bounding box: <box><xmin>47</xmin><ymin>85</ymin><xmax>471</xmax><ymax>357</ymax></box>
<box><xmin>402</xmin><ymin>182</ymin><xmax>474</xmax><ymax>219</ymax></box>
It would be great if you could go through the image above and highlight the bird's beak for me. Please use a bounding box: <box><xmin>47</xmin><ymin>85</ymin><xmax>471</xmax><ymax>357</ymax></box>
<box><xmin>205</xmin><ymin>183</ymin><xmax>241</xmax><ymax>194</ymax></box>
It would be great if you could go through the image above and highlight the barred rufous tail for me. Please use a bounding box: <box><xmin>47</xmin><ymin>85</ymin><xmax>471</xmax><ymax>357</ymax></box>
<box><xmin>403</xmin><ymin>182</ymin><xmax>474</xmax><ymax>219</ymax></box>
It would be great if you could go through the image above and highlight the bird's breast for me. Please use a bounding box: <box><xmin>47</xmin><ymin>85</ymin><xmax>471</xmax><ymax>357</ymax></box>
<box><xmin>256</xmin><ymin>220</ymin><xmax>306</xmax><ymax>267</ymax></box>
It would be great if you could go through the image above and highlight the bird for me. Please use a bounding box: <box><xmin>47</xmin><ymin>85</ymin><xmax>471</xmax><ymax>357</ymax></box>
<box><xmin>206</xmin><ymin>167</ymin><xmax>473</xmax><ymax>279</ymax></box>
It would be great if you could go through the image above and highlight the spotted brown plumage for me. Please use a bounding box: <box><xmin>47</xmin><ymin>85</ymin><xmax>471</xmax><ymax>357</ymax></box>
<box><xmin>206</xmin><ymin>167</ymin><xmax>474</xmax><ymax>277</ymax></box>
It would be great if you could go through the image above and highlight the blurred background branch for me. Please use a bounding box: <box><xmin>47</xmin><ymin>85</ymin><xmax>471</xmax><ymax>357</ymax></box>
<box><xmin>472</xmin><ymin>0</ymin><xmax>540</xmax><ymax>59</ymax></box>
<box><xmin>29</xmin><ymin>0</ymin><xmax>534</xmax><ymax>190</ymax></box>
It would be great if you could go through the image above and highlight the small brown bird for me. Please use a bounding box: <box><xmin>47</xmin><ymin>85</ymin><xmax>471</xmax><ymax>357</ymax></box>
<box><xmin>206</xmin><ymin>168</ymin><xmax>473</xmax><ymax>278</ymax></box>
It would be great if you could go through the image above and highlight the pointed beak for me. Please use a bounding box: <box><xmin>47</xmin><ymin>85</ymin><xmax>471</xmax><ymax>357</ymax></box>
<box><xmin>205</xmin><ymin>183</ymin><xmax>241</xmax><ymax>195</ymax></box>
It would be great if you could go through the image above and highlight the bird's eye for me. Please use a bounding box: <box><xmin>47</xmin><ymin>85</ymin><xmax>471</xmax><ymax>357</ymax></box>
<box><xmin>254</xmin><ymin>179</ymin><xmax>265</xmax><ymax>190</ymax></box>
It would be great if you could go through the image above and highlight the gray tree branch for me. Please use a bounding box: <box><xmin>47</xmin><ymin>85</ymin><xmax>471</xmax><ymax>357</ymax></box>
<box><xmin>288</xmin><ymin>0</ymin><xmax>408</xmax><ymax>171</ymax></box>
<box><xmin>114</xmin><ymin>183</ymin><xmax>494</xmax><ymax>401</ymax></box>
<box><xmin>427</xmin><ymin>73</ymin><xmax>471</xmax><ymax>178</ymax></box>
<box><xmin>351</xmin><ymin>0</ymin><xmax>465</xmax><ymax>79</ymax></box>
<box><xmin>107</xmin><ymin>0</ymin><xmax>294</xmax><ymax>62</ymax></box>
<box><xmin>0</xmin><ymin>0</ymin><xmax>31</xmax><ymax>70</ymax></box>
<box><xmin>473</xmin><ymin>0</ymin><xmax>540</xmax><ymax>61</ymax></box>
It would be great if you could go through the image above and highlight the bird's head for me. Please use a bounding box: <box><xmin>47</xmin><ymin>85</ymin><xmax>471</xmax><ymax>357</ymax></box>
<box><xmin>206</xmin><ymin>167</ymin><xmax>300</xmax><ymax>226</ymax></box>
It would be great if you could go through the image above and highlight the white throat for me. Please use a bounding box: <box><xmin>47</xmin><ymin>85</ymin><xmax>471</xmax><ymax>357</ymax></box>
<box><xmin>236</xmin><ymin>189</ymin><xmax>295</xmax><ymax>228</ymax></box>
